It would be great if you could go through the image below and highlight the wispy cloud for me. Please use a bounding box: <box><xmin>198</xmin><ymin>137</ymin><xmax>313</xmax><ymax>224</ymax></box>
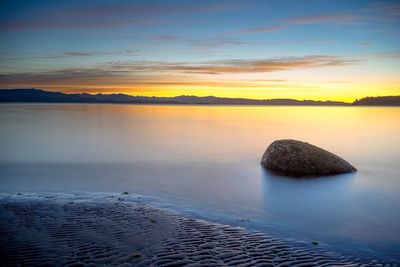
<box><xmin>286</xmin><ymin>14</ymin><xmax>362</xmax><ymax>25</ymax></box>
<box><xmin>0</xmin><ymin>55</ymin><xmax>356</xmax><ymax>87</ymax></box>
<box><xmin>61</xmin><ymin>2</ymin><xmax>239</xmax><ymax>19</ymax></box>
<box><xmin>0</xmin><ymin>2</ymin><xmax>242</xmax><ymax>32</ymax></box>
<box><xmin>190</xmin><ymin>37</ymin><xmax>250</xmax><ymax>52</ymax></box>
<box><xmin>370</xmin><ymin>1</ymin><xmax>400</xmax><ymax>17</ymax></box>
<box><xmin>157</xmin><ymin>56</ymin><xmax>356</xmax><ymax>74</ymax></box>
<box><xmin>149</xmin><ymin>35</ymin><xmax>251</xmax><ymax>53</ymax></box>
<box><xmin>243</xmin><ymin>25</ymin><xmax>283</xmax><ymax>33</ymax></box>
<box><xmin>0</xmin><ymin>68</ymin><xmax>297</xmax><ymax>90</ymax></box>
<box><xmin>365</xmin><ymin>49</ymin><xmax>400</xmax><ymax>60</ymax></box>
<box><xmin>0</xmin><ymin>18</ymin><xmax>155</xmax><ymax>32</ymax></box>
<box><xmin>243</xmin><ymin>13</ymin><xmax>363</xmax><ymax>33</ymax></box>
<box><xmin>54</xmin><ymin>49</ymin><xmax>139</xmax><ymax>58</ymax></box>
<box><xmin>150</xmin><ymin>35</ymin><xmax>183</xmax><ymax>41</ymax></box>
<box><xmin>0</xmin><ymin>50</ymin><xmax>139</xmax><ymax>61</ymax></box>
<box><xmin>360</xmin><ymin>41</ymin><xmax>373</xmax><ymax>47</ymax></box>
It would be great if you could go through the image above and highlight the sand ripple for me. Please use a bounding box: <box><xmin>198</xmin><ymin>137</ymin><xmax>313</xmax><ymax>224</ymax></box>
<box><xmin>0</xmin><ymin>195</ymin><xmax>398</xmax><ymax>266</ymax></box>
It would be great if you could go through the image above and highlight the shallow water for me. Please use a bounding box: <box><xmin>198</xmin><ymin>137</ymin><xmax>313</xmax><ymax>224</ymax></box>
<box><xmin>0</xmin><ymin>104</ymin><xmax>399</xmax><ymax>260</ymax></box>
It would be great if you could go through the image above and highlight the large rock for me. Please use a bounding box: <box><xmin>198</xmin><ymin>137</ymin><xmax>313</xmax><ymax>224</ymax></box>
<box><xmin>261</xmin><ymin>139</ymin><xmax>356</xmax><ymax>175</ymax></box>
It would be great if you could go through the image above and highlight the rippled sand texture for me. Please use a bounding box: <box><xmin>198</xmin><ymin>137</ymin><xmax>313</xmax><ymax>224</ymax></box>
<box><xmin>0</xmin><ymin>196</ymin><xmax>397</xmax><ymax>266</ymax></box>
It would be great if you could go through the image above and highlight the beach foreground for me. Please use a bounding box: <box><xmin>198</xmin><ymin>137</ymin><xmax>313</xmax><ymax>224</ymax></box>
<box><xmin>0</xmin><ymin>194</ymin><xmax>397</xmax><ymax>266</ymax></box>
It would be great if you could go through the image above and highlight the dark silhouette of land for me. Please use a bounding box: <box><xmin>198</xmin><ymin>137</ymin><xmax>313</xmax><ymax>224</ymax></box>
<box><xmin>353</xmin><ymin>96</ymin><xmax>400</xmax><ymax>106</ymax></box>
<box><xmin>0</xmin><ymin>88</ymin><xmax>399</xmax><ymax>106</ymax></box>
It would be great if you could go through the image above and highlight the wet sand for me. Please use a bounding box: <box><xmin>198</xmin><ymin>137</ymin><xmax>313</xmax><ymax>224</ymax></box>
<box><xmin>0</xmin><ymin>194</ymin><xmax>397</xmax><ymax>266</ymax></box>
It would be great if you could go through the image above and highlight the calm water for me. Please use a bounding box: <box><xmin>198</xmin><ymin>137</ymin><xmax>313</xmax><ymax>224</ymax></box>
<box><xmin>1</xmin><ymin>104</ymin><xmax>399</xmax><ymax>260</ymax></box>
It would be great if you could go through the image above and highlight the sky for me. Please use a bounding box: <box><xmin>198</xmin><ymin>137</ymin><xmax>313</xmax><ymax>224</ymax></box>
<box><xmin>0</xmin><ymin>0</ymin><xmax>399</xmax><ymax>102</ymax></box>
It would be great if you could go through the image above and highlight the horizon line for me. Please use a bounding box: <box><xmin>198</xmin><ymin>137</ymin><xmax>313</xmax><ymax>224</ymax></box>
<box><xmin>1</xmin><ymin>88</ymin><xmax>400</xmax><ymax>105</ymax></box>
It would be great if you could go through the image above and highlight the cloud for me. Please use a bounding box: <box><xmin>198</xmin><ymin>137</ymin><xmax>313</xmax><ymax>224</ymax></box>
<box><xmin>148</xmin><ymin>35</ymin><xmax>251</xmax><ymax>53</ymax></box>
<box><xmin>59</xmin><ymin>49</ymin><xmax>139</xmax><ymax>58</ymax></box>
<box><xmin>0</xmin><ymin>68</ymin><xmax>121</xmax><ymax>83</ymax></box>
<box><xmin>360</xmin><ymin>41</ymin><xmax>373</xmax><ymax>47</ymax></box>
<box><xmin>151</xmin><ymin>35</ymin><xmax>183</xmax><ymax>41</ymax></box>
<box><xmin>61</xmin><ymin>2</ymin><xmax>239</xmax><ymax>19</ymax></box>
<box><xmin>0</xmin><ymin>68</ymin><xmax>295</xmax><ymax>89</ymax></box>
<box><xmin>163</xmin><ymin>56</ymin><xmax>356</xmax><ymax>74</ymax></box>
<box><xmin>286</xmin><ymin>14</ymin><xmax>362</xmax><ymax>25</ymax></box>
<box><xmin>243</xmin><ymin>13</ymin><xmax>363</xmax><ymax>33</ymax></box>
<box><xmin>0</xmin><ymin>55</ymin><xmax>356</xmax><ymax>88</ymax></box>
<box><xmin>151</xmin><ymin>35</ymin><xmax>249</xmax><ymax>46</ymax></box>
<box><xmin>0</xmin><ymin>18</ymin><xmax>153</xmax><ymax>32</ymax></box>
<box><xmin>0</xmin><ymin>55</ymin><xmax>358</xmax><ymax>96</ymax></box>
<box><xmin>195</xmin><ymin>37</ymin><xmax>249</xmax><ymax>46</ymax></box>
<box><xmin>0</xmin><ymin>2</ymin><xmax>242</xmax><ymax>32</ymax></box>
<box><xmin>189</xmin><ymin>37</ymin><xmax>250</xmax><ymax>52</ymax></box>
<box><xmin>0</xmin><ymin>50</ymin><xmax>139</xmax><ymax>61</ymax></box>
<box><xmin>365</xmin><ymin>49</ymin><xmax>400</xmax><ymax>60</ymax></box>
<box><xmin>370</xmin><ymin>1</ymin><xmax>400</xmax><ymax>17</ymax></box>
<box><xmin>242</xmin><ymin>26</ymin><xmax>283</xmax><ymax>33</ymax></box>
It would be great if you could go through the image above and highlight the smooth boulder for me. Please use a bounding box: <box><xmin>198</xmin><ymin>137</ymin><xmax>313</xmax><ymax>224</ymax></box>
<box><xmin>261</xmin><ymin>139</ymin><xmax>356</xmax><ymax>175</ymax></box>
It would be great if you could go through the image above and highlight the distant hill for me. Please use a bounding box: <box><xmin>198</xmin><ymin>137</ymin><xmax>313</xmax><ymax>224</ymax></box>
<box><xmin>0</xmin><ymin>88</ymin><xmax>349</xmax><ymax>106</ymax></box>
<box><xmin>0</xmin><ymin>88</ymin><xmax>398</xmax><ymax>106</ymax></box>
<box><xmin>352</xmin><ymin>96</ymin><xmax>400</xmax><ymax>106</ymax></box>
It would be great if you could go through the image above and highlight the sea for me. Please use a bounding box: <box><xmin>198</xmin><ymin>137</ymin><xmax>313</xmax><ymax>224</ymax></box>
<box><xmin>0</xmin><ymin>103</ymin><xmax>399</xmax><ymax>261</ymax></box>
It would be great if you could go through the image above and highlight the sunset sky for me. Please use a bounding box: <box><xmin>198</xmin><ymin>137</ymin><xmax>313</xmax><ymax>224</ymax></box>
<box><xmin>0</xmin><ymin>0</ymin><xmax>399</xmax><ymax>102</ymax></box>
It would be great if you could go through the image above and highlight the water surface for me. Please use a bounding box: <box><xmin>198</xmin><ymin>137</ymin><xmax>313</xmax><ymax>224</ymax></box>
<box><xmin>1</xmin><ymin>104</ymin><xmax>399</xmax><ymax>260</ymax></box>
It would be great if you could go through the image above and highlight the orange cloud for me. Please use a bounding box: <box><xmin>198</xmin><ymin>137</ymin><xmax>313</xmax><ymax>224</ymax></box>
<box><xmin>0</xmin><ymin>56</ymin><xmax>356</xmax><ymax>87</ymax></box>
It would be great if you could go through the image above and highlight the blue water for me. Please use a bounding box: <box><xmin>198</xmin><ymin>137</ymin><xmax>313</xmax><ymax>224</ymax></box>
<box><xmin>0</xmin><ymin>104</ymin><xmax>399</xmax><ymax>260</ymax></box>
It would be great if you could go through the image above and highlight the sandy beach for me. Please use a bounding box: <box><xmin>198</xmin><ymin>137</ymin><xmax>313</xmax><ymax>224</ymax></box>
<box><xmin>1</xmin><ymin>193</ymin><xmax>397</xmax><ymax>266</ymax></box>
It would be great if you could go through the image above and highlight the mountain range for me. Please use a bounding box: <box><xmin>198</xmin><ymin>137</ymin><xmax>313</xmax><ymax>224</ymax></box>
<box><xmin>0</xmin><ymin>89</ymin><xmax>399</xmax><ymax>106</ymax></box>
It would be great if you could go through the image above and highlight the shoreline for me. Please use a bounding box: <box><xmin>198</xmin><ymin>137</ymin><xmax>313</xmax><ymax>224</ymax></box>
<box><xmin>1</xmin><ymin>193</ymin><xmax>397</xmax><ymax>266</ymax></box>
<box><xmin>3</xmin><ymin>102</ymin><xmax>400</xmax><ymax>108</ymax></box>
